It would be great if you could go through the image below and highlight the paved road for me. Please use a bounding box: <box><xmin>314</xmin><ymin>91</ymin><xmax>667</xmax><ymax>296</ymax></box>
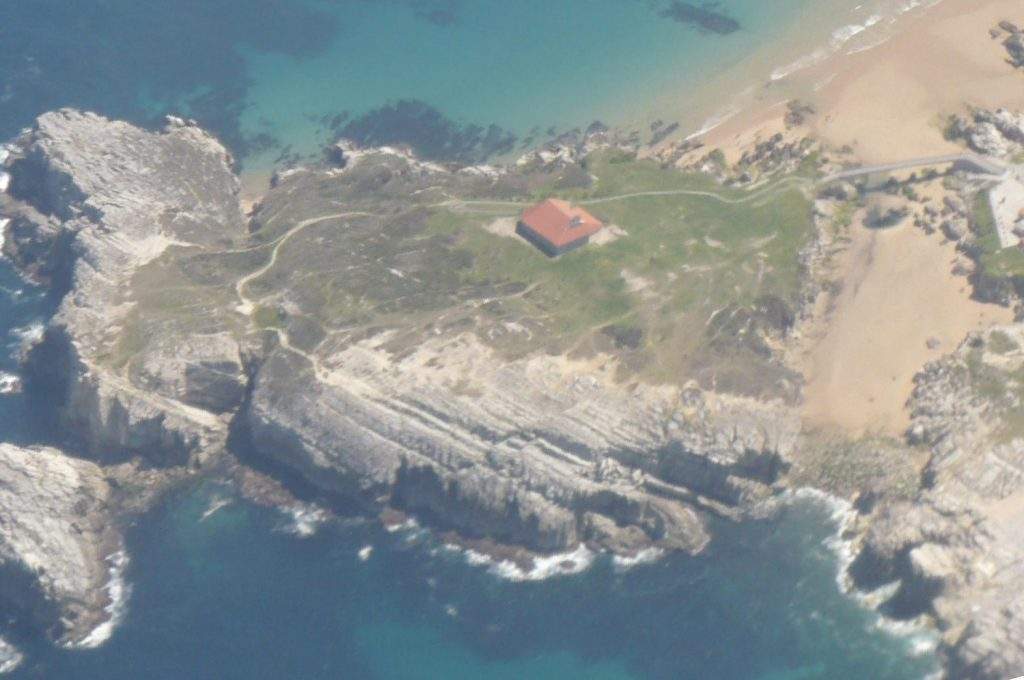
<box><xmin>821</xmin><ymin>153</ymin><xmax>1007</xmax><ymax>183</ymax></box>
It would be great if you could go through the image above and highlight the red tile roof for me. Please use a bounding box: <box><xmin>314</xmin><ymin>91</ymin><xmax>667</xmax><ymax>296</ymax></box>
<box><xmin>519</xmin><ymin>199</ymin><xmax>603</xmax><ymax>249</ymax></box>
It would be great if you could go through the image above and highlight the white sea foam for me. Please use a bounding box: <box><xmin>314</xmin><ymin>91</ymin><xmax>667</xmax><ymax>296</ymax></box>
<box><xmin>813</xmin><ymin>73</ymin><xmax>839</xmax><ymax>92</ymax></box>
<box><xmin>872</xmin><ymin>616</ymin><xmax>940</xmax><ymax>656</ymax></box>
<box><xmin>0</xmin><ymin>372</ymin><xmax>22</xmax><ymax>395</ymax></box>
<box><xmin>779</xmin><ymin>488</ymin><xmax>870</xmax><ymax>593</ymax></box>
<box><xmin>0</xmin><ymin>637</ymin><xmax>22</xmax><ymax>675</ymax></box>
<box><xmin>0</xmin><ymin>145</ymin><xmax>10</xmax><ymax>194</ymax></box>
<box><xmin>612</xmin><ymin>547</ymin><xmax>665</xmax><ymax>572</ymax></box>
<box><xmin>685</xmin><ymin>106</ymin><xmax>741</xmax><ymax>141</ymax></box>
<box><xmin>784</xmin><ymin>488</ymin><xmax>941</xmax><ymax>655</ymax></box>
<box><xmin>461</xmin><ymin>544</ymin><xmax>596</xmax><ymax>582</ymax></box>
<box><xmin>770</xmin><ymin>0</ymin><xmax>943</xmax><ymax>82</ymax></box>
<box><xmin>279</xmin><ymin>503</ymin><xmax>329</xmax><ymax>538</ymax></box>
<box><xmin>770</xmin><ymin>47</ymin><xmax>831</xmax><ymax>83</ymax></box>
<box><xmin>73</xmin><ymin>549</ymin><xmax>132</xmax><ymax>649</ymax></box>
<box><xmin>384</xmin><ymin>516</ymin><xmax>420</xmax><ymax>533</ymax></box>
<box><xmin>0</xmin><ymin>217</ymin><xmax>8</xmax><ymax>256</ymax></box>
<box><xmin>358</xmin><ymin>545</ymin><xmax>373</xmax><ymax>561</ymax></box>
<box><xmin>200</xmin><ymin>496</ymin><xmax>232</xmax><ymax>522</ymax></box>
<box><xmin>768</xmin><ymin>12</ymin><xmax>881</xmax><ymax>83</ymax></box>
<box><xmin>9</xmin><ymin>321</ymin><xmax>44</xmax><ymax>360</ymax></box>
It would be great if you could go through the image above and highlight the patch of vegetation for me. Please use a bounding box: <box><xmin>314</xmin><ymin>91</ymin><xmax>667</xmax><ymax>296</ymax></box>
<box><xmin>601</xmin><ymin>323</ymin><xmax>644</xmax><ymax>350</ymax></box>
<box><xmin>248</xmin><ymin>149</ymin><xmax>816</xmax><ymax>397</ymax></box>
<box><xmin>988</xmin><ymin>329</ymin><xmax>1019</xmax><ymax>355</ymax></box>
<box><xmin>97</xmin><ymin>246</ymin><xmax>248</xmax><ymax>370</ymax></box>
<box><xmin>706</xmin><ymin>148</ymin><xmax>727</xmax><ymax>170</ymax></box>
<box><xmin>425</xmin><ymin>153</ymin><xmax>815</xmax><ymax>394</ymax></box>
<box><xmin>253</xmin><ymin>304</ymin><xmax>286</xmax><ymax>329</ymax></box>
<box><xmin>971</xmin><ymin>190</ymin><xmax>1024</xmax><ymax>281</ymax></box>
<box><xmin>789</xmin><ymin>432</ymin><xmax>922</xmax><ymax>502</ymax></box>
<box><xmin>966</xmin><ymin>346</ymin><xmax>1008</xmax><ymax>401</ymax></box>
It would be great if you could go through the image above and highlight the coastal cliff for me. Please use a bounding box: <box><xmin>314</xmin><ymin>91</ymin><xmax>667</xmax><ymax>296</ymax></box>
<box><xmin>3</xmin><ymin>110</ymin><xmax>246</xmax><ymax>465</ymax></box>
<box><xmin>4</xmin><ymin>106</ymin><xmax>1024</xmax><ymax>678</ymax></box>
<box><xmin>0</xmin><ymin>111</ymin><xmax>800</xmax><ymax>567</ymax></box>
<box><xmin>0</xmin><ymin>443</ymin><xmax>117</xmax><ymax>647</ymax></box>
<box><xmin>850</xmin><ymin>325</ymin><xmax>1024</xmax><ymax>680</ymax></box>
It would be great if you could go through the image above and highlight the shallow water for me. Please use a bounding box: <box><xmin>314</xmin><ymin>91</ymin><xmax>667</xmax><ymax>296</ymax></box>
<box><xmin>0</xmin><ymin>0</ymin><xmax>940</xmax><ymax>167</ymax></box>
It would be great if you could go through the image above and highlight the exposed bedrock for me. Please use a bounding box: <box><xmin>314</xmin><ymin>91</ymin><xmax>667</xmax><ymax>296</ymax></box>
<box><xmin>849</xmin><ymin>326</ymin><xmax>1024</xmax><ymax>680</ymax></box>
<box><xmin>1</xmin><ymin>110</ymin><xmax>246</xmax><ymax>464</ymax></box>
<box><xmin>245</xmin><ymin>339</ymin><xmax>798</xmax><ymax>556</ymax></box>
<box><xmin>1</xmin><ymin>109</ymin><xmax>799</xmax><ymax>560</ymax></box>
<box><xmin>0</xmin><ymin>443</ymin><xmax>118</xmax><ymax>646</ymax></box>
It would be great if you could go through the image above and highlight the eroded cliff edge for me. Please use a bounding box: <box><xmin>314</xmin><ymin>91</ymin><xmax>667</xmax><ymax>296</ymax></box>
<box><xmin>3</xmin><ymin>107</ymin><xmax>1024</xmax><ymax>678</ymax></box>
<box><xmin>0</xmin><ymin>442</ymin><xmax>116</xmax><ymax>646</ymax></box>
<box><xmin>0</xmin><ymin>110</ymin><xmax>809</xmax><ymax>647</ymax></box>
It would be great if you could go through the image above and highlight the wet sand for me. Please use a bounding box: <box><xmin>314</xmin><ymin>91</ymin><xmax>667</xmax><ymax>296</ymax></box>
<box><xmin>692</xmin><ymin>0</ymin><xmax>1024</xmax><ymax>164</ymax></box>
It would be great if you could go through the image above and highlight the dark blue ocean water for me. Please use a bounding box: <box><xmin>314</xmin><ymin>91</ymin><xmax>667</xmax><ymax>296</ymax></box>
<box><xmin>0</xmin><ymin>2</ymin><xmax>946</xmax><ymax>676</ymax></box>
<box><xmin>4</xmin><ymin>478</ymin><xmax>939</xmax><ymax>680</ymax></box>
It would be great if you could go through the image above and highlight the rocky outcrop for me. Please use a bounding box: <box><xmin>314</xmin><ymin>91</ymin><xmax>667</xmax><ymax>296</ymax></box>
<box><xmin>0</xmin><ymin>443</ymin><xmax>117</xmax><ymax>646</ymax></box>
<box><xmin>0</xmin><ymin>110</ymin><xmax>803</xmax><ymax>562</ymax></box>
<box><xmin>246</xmin><ymin>333</ymin><xmax>798</xmax><ymax>556</ymax></box>
<box><xmin>1</xmin><ymin>110</ymin><xmax>246</xmax><ymax>464</ymax></box>
<box><xmin>6</xmin><ymin>107</ymin><xmax>1024</xmax><ymax>677</ymax></box>
<box><xmin>948</xmin><ymin>108</ymin><xmax>1024</xmax><ymax>158</ymax></box>
<box><xmin>852</xmin><ymin>326</ymin><xmax>1024</xmax><ymax>679</ymax></box>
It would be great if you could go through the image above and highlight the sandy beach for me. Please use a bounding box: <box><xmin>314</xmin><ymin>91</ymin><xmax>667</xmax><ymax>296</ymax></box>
<box><xmin>800</xmin><ymin>214</ymin><xmax>1014</xmax><ymax>436</ymax></box>
<box><xmin>692</xmin><ymin>0</ymin><xmax>1024</xmax><ymax>164</ymax></box>
<box><xmin>666</xmin><ymin>0</ymin><xmax>1024</xmax><ymax>436</ymax></box>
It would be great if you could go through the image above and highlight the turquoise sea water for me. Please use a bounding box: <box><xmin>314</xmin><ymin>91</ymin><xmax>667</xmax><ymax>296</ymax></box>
<box><xmin>0</xmin><ymin>1</ymin><xmax>951</xmax><ymax>676</ymax></box>
<box><xmin>1</xmin><ymin>0</ymin><xmax>930</xmax><ymax>166</ymax></box>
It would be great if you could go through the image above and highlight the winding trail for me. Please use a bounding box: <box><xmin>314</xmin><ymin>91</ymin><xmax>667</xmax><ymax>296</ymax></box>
<box><xmin>234</xmin><ymin>211</ymin><xmax>377</xmax><ymax>381</ymax></box>
<box><xmin>235</xmin><ymin>211</ymin><xmax>374</xmax><ymax>316</ymax></box>
<box><xmin>432</xmin><ymin>175</ymin><xmax>814</xmax><ymax>215</ymax></box>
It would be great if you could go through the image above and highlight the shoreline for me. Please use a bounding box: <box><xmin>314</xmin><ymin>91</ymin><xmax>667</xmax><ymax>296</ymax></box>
<box><xmin>234</xmin><ymin>0</ymin><xmax>960</xmax><ymax>202</ymax></box>
<box><xmin>235</xmin><ymin>0</ymin><xmax>1014</xmax><ymax>205</ymax></box>
<box><xmin>672</xmin><ymin>0</ymin><xmax>1024</xmax><ymax>165</ymax></box>
<box><xmin>3</xmin><ymin>0</ymin><xmax>1024</xmax><ymax>674</ymax></box>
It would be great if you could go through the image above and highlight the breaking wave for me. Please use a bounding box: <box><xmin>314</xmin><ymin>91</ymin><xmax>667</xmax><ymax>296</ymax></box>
<box><xmin>770</xmin><ymin>0</ymin><xmax>944</xmax><ymax>82</ymax></box>
<box><xmin>73</xmin><ymin>549</ymin><xmax>132</xmax><ymax>649</ymax></box>
<box><xmin>457</xmin><ymin>543</ymin><xmax>596</xmax><ymax>582</ymax></box>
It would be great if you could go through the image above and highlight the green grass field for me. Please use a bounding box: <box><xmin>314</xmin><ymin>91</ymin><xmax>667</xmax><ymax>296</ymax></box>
<box><xmin>973</xmin><ymin>190</ymin><xmax>1024</xmax><ymax>280</ymax></box>
<box><xmin>424</xmin><ymin>152</ymin><xmax>815</xmax><ymax>386</ymax></box>
<box><xmin>233</xmin><ymin>150</ymin><xmax>817</xmax><ymax>392</ymax></box>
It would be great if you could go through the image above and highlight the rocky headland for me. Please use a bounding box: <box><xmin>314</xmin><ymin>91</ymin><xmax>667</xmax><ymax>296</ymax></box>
<box><xmin>1</xmin><ymin>92</ymin><xmax>1024</xmax><ymax>677</ymax></box>
<box><xmin>0</xmin><ymin>110</ymin><xmax>807</xmax><ymax>657</ymax></box>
